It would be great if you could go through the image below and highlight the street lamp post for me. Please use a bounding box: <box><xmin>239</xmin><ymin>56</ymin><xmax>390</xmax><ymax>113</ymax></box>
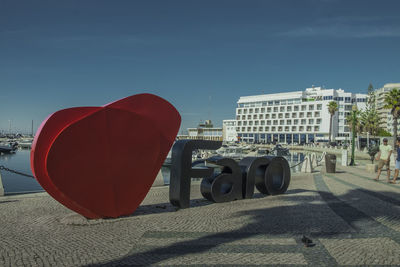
<box><xmin>349</xmin><ymin>105</ymin><xmax>357</xmax><ymax>166</ymax></box>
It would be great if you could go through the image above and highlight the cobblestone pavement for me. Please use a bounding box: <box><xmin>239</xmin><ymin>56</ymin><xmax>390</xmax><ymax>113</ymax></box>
<box><xmin>1</xmin><ymin>165</ymin><xmax>400</xmax><ymax>266</ymax></box>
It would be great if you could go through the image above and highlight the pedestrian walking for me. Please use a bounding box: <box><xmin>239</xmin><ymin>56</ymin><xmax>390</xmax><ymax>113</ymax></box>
<box><xmin>374</xmin><ymin>138</ymin><xmax>393</xmax><ymax>182</ymax></box>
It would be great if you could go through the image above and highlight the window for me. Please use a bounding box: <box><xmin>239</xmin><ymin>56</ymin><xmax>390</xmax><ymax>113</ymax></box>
<box><xmin>314</xmin><ymin>126</ymin><xmax>320</xmax><ymax>131</ymax></box>
<box><xmin>249</xmin><ymin>121</ymin><xmax>253</xmax><ymax>126</ymax></box>
<box><xmin>272</xmin><ymin>126</ymin><xmax>276</xmax><ymax>131</ymax></box>
<box><xmin>287</xmin><ymin>106</ymin><xmax>292</xmax><ymax>112</ymax></box>
<box><xmin>237</xmin><ymin>109</ymin><xmax>242</xmax><ymax>114</ymax></box>
<box><xmin>287</xmin><ymin>120</ymin><xmax>292</xmax><ymax>125</ymax></box>
<box><xmin>308</xmin><ymin>119</ymin><xmax>314</xmax><ymax>124</ymax></box>
<box><xmin>274</xmin><ymin>100</ymin><xmax>280</xmax><ymax>105</ymax></box>
<box><xmin>267</xmin><ymin>120</ymin><xmax>271</xmax><ymax>125</ymax></box>
<box><xmin>261</xmin><ymin>120</ymin><xmax>265</xmax><ymax>125</ymax></box>
<box><xmin>237</xmin><ymin>121</ymin><xmax>242</xmax><ymax>126</ymax></box>
<box><xmin>253</xmin><ymin>114</ymin><xmax>257</xmax><ymax>119</ymax></box>
<box><xmin>301</xmin><ymin>105</ymin><xmax>307</xmax><ymax>111</ymax></box>
<box><xmin>259</xmin><ymin>114</ymin><xmax>264</xmax><ymax>119</ymax></box>
<box><xmin>308</xmin><ymin>105</ymin><xmax>314</xmax><ymax>111</ymax></box>
<box><xmin>285</xmin><ymin>113</ymin><xmax>290</xmax><ymax>118</ymax></box>
<box><xmin>299</xmin><ymin>126</ymin><xmax>304</xmax><ymax>131</ymax></box>
<box><xmin>247</xmin><ymin>115</ymin><xmax>251</xmax><ymax>119</ymax></box>
<box><xmin>278</xmin><ymin>126</ymin><xmax>283</xmax><ymax>132</ymax></box>
<box><xmin>285</xmin><ymin>126</ymin><xmax>289</xmax><ymax>131</ymax></box>
<box><xmin>314</xmin><ymin>112</ymin><xmax>320</xmax><ymax>117</ymax></box>
<box><xmin>266</xmin><ymin>114</ymin><xmax>270</xmax><ymax>119</ymax></box>
<box><xmin>278</xmin><ymin>113</ymin><xmax>283</xmax><ymax>119</ymax></box>
<box><xmin>281</xmin><ymin>100</ymin><xmax>286</xmax><ymax>105</ymax></box>
<box><xmin>273</xmin><ymin>120</ymin><xmax>278</xmax><ymax>125</ymax></box>
<box><xmin>292</xmin><ymin>113</ymin><xmax>297</xmax><ymax>118</ymax></box>
<box><xmin>267</xmin><ymin>107</ymin><xmax>271</xmax><ymax>112</ymax></box>
<box><xmin>280</xmin><ymin>106</ymin><xmax>285</xmax><ymax>112</ymax></box>
<box><xmin>261</xmin><ymin>108</ymin><xmax>265</xmax><ymax>113</ymax></box>
<box><xmin>265</xmin><ymin>126</ymin><xmax>270</xmax><ymax>131</ymax></box>
<box><xmin>299</xmin><ymin>112</ymin><xmax>304</xmax><ymax>118</ymax></box>
<box><xmin>317</xmin><ymin>104</ymin><xmax>322</xmax><ymax>110</ymax></box>
<box><xmin>292</xmin><ymin>126</ymin><xmax>296</xmax><ymax>131</ymax></box>
<box><xmin>294</xmin><ymin>105</ymin><xmax>299</xmax><ymax>111</ymax></box>
<box><xmin>316</xmin><ymin>119</ymin><xmax>321</xmax><ymax>124</ymax></box>
<box><xmin>294</xmin><ymin>119</ymin><xmax>299</xmax><ymax>125</ymax></box>
<box><xmin>242</xmin><ymin>115</ymin><xmax>245</xmax><ymax>120</ymax></box>
<box><xmin>255</xmin><ymin>108</ymin><xmax>259</xmax><ymax>113</ymax></box>
<box><xmin>274</xmin><ymin>107</ymin><xmax>278</xmax><ymax>112</ymax></box>
<box><xmin>255</xmin><ymin>121</ymin><xmax>259</xmax><ymax>125</ymax></box>
<box><xmin>307</xmin><ymin>126</ymin><xmax>312</xmax><ymax>131</ymax></box>
<box><xmin>272</xmin><ymin>114</ymin><xmax>276</xmax><ymax>119</ymax></box>
<box><xmin>280</xmin><ymin>120</ymin><xmax>284</xmax><ymax>125</ymax></box>
<box><xmin>307</xmin><ymin>112</ymin><xmax>312</xmax><ymax>118</ymax></box>
<box><xmin>236</xmin><ymin>115</ymin><xmax>240</xmax><ymax>120</ymax></box>
<box><xmin>259</xmin><ymin>127</ymin><xmax>263</xmax><ymax>131</ymax></box>
<box><xmin>249</xmin><ymin>109</ymin><xmax>253</xmax><ymax>113</ymax></box>
<box><xmin>301</xmin><ymin>119</ymin><xmax>306</xmax><ymax>125</ymax></box>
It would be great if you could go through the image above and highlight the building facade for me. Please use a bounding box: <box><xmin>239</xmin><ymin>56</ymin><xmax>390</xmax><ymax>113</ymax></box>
<box><xmin>222</xmin><ymin>120</ymin><xmax>237</xmax><ymax>142</ymax></box>
<box><xmin>177</xmin><ymin>120</ymin><xmax>223</xmax><ymax>141</ymax></box>
<box><xmin>375</xmin><ymin>83</ymin><xmax>400</xmax><ymax>135</ymax></box>
<box><xmin>235</xmin><ymin>86</ymin><xmax>367</xmax><ymax>144</ymax></box>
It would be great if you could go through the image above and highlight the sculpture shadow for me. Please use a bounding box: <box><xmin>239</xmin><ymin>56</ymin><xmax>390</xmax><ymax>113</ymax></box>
<box><xmin>94</xmin><ymin>179</ymin><xmax>400</xmax><ymax>266</ymax></box>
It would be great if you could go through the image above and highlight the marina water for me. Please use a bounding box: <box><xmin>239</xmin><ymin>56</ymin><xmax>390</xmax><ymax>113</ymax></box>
<box><xmin>0</xmin><ymin>149</ymin><xmax>306</xmax><ymax>194</ymax></box>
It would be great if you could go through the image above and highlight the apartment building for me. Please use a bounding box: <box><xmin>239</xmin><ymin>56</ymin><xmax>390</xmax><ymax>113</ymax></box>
<box><xmin>235</xmin><ymin>86</ymin><xmax>367</xmax><ymax>144</ymax></box>
<box><xmin>375</xmin><ymin>83</ymin><xmax>400</xmax><ymax>135</ymax></box>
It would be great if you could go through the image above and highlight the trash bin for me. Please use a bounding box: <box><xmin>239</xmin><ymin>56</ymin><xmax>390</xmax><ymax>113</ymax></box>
<box><xmin>325</xmin><ymin>154</ymin><xmax>336</xmax><ymax>173</ymax></box>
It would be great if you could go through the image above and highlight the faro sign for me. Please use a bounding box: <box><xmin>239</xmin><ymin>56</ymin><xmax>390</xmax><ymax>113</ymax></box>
<box><xmin>30</xmin><ymin>94</ymin><xmax>290</xmax><ymax>219</ymax></box>
<box><xmin>169</xmin><ymin>140</ymin><xmax>290</xmax><ymax>209</ymax></box>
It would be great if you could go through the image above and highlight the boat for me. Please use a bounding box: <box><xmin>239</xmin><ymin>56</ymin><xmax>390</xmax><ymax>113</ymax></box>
<box><xmin>270</xmin><ymin>144</ymin><xmax>290</xmax><ymax>157</ymax></box>
<box><xmin>0</xmin><ymin>142</ymin><xmax>18</xmax><ymax>154</ymax></box>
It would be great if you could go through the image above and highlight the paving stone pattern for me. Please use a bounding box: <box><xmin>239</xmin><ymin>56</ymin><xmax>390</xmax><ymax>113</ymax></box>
<box><xmin>0</xmin><ymin>164</ymin><xmax>400</xmax><ymax>266</ymax></box>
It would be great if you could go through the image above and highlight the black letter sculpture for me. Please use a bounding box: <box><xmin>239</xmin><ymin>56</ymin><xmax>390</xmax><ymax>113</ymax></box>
<box><xmin>169</xmin><ymin>140</ymin><xmax>222</xmax><ymax>208</ymax></box>
<box><xmin>200</xmin><ymin>156</ymin><xmax>243</xmax><ymax>202</ymax></box>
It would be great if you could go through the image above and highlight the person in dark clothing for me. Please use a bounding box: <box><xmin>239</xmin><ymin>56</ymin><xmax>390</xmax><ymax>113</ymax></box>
<box><xmin>391</xmin><ymin>138</ymin><xmax>400</xmax><ymax>184</ymax></box>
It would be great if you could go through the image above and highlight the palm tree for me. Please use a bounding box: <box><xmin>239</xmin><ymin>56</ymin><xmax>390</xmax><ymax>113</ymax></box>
<box><xmin>360</xmin><ymin>108</ymin><xmax>381</xmax><ymax>137</ymax></box>
<box><xmin>384</xmin><ymin>88</ymin><xmax>400</xmax><ymax>148</ymax></box>
<box><xmin>327</xmin><ymin>101</ymin><xmax>338</xmax><ymax>144</ymax></box>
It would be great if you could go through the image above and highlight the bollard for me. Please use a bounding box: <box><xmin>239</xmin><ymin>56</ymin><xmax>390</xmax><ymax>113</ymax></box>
<box><xmin>341</xmin><ymin>150</ymin><xmax>348</xmax><ymax>166</ymax></box>
<box><xmin>301</xmin><ymin>155</ymin><xmax>313</xmax><ymax>173</ymax></box>
<box><xmin>0</xmin><ymin>169</ymin><xmax>4</xmax><ymax>196</ymax></box>
<box><xmin>311</xmin><ymin>153</ymin><xmax>318</xmax><ymax>168</ymax></box>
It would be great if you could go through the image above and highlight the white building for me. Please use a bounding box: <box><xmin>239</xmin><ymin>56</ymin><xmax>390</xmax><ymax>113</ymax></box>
<box><xmin>375</xmin><ymin>83</ymin><xmax>400</xmax><ymax>135</ymax></box>
<box><xmin>235</xmin><ymin>86</ymin><xmax>367</xmax><ymax>144</ymax></box>
<box><xmin>178</xmin><ymin>120</ymin><xmax>222</xmax><ymax>141</ymax></box>
<box><xmin>222</xmin><ymin>120</ymin><xmax>237</xmax><ymax>142</ymax></box>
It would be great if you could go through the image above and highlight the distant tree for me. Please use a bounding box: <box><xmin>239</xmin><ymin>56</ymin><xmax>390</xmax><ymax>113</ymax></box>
<box><xmin>377</xmin><ymin>128</ymin><xmax>392</xmax><ymax>137</ymax></box>
<box><xmin>360</xmin><ymin>108</ymin><xmax>381</xmax><ymax>136</ymax></box>
<box><xmin>327</xmin><ymin>101</ymin><xmax>338</xmax><ymax>143</ymax></box>
<box><xmin>346</xmin><ymin>109</ymin><xmax>363</xmax><ymax>134</ymax></box>
<box><xmin>384</xmin><ymin>88</ymin><xmax>400</xmax><ymax>148</ymax></box>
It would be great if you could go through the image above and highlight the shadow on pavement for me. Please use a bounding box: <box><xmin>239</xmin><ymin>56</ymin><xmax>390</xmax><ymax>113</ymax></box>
<box><xmin>94</xmin><ymin>175</ymin><xmax>400</xmax><ymax>266</ymax></box>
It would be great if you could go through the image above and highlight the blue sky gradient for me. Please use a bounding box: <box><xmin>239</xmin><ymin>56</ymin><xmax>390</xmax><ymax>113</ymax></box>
<box><xmin>1</xmin><ymin>0</ymin><xmax>399</xmax><ymax>133</ymax></box>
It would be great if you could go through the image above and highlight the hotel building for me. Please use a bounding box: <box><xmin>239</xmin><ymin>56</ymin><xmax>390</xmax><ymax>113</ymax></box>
<box><xmin>235</xmin><ymin>86</ymin><xmax>367</xmax><ymax>144</ymax></box>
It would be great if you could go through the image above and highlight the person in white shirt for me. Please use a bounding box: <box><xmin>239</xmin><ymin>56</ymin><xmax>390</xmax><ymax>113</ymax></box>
<box><xmin>375</xmin><ymin>138</ymin><xmax>392</xmax><ymax>182</ymax></box>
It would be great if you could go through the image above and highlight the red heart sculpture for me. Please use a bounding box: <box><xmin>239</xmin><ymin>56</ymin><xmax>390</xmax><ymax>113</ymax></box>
<box><xmin>31</xmin><ymin>94</ymin><xmax>181</xmax><ymax>219</ymax></box>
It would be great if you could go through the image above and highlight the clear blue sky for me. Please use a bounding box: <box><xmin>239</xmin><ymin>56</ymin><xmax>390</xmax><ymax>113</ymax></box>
<box><xmin>1</xmin><ymin>0</ymin><xmax>399</xmax><ymax>134</ymax></box>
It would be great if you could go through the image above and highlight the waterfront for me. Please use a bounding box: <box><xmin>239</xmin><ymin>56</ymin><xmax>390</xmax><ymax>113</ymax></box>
<box><xmin>0</xmin><ymin>149</ymin><xmax>42</xmax><ymax>194</ymax></box>
<box><xmin>0</xmin><ymin>148</ymin><xmax>307</xmax><ymax>194</ymax></box>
